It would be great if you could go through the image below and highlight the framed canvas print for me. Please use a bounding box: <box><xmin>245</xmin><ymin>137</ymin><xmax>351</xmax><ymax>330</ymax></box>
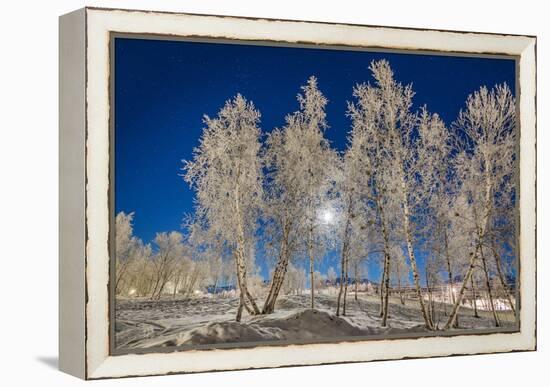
<box><xmin>59</xmin><ymin>7</ymin><xmax>537</xmax><ymax>380</ymax></box>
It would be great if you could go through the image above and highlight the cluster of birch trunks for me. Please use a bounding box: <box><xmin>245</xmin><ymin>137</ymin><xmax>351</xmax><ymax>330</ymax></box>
<box><xmin>118</xmin><ymin>59</ymin><xmax>517</xmax><ymax>331</ymax></box>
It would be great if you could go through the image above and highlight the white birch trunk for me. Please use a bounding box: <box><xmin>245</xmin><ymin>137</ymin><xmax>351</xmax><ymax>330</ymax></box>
<box><xmin>400</xmin><ymin>177</ymin><xmax>434</xmax><ymax>330</ymax></box>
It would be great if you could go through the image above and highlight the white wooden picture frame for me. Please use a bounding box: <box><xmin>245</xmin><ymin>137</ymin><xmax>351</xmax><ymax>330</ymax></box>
<box><xmin>59</xmin><ymin>7</ymin><xmax>536</xmax><ymax>379</ymax></box>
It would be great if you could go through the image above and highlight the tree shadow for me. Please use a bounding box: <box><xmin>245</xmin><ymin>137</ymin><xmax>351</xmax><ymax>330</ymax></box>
<box><xmin>36</xmin><ymin>356</ymin><xmax>58</xmax><ymax>370</ymax></box>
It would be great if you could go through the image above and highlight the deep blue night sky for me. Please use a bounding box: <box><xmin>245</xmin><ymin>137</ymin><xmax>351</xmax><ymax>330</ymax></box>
<box><xmin>114</xmin><ymin>37</ymin><xmax>516</xmax><ymax>280</ymax></box>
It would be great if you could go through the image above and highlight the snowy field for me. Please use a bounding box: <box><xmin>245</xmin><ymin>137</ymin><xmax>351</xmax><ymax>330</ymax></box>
<box><xmin>115</xmin><ymin>294</ymin><xmax>516</xmax><ymax>350</ymax></box>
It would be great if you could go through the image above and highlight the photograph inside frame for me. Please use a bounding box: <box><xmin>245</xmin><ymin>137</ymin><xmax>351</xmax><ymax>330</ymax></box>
<box><xmin>111</xmin><ymin>35</ymin><xmax>520</xmax><ymax>353</ymax></box>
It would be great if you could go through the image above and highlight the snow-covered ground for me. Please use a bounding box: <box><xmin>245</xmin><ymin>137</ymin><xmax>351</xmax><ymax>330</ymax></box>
<box><xmin>115</xmin><ymin>294</ymin><xmax>516</xmax><ymax>350</ymax></box>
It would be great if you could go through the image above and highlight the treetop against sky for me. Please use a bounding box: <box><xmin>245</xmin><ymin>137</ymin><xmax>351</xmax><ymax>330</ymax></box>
<box><xmin>114</xmin><ymin>37</ymin><xmax>516</xmax><ymax>281</ymax></box>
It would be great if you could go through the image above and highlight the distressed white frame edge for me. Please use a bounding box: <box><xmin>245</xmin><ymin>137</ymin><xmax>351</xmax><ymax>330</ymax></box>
<box><xmin>59</xmin><ymin>8</ymin><xmax>87</xmax><ymax>379</ymax></box>
<box><xmin>79</xmin><ymin>8</ymin><xmax>536</xmax><ymax>379</ymax></box>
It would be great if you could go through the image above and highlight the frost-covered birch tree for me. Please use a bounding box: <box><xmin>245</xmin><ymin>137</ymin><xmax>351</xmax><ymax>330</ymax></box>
<box><xmin>297</xmin><ymin>77</ymin><xmax>338</xmax><ymax>309</ymax></box>
<box><xmin>444</xmin><ymin>83</ymin><xmax>516</xmax><ymax>329</ymax></box>
<box><xmin>115</xmin><ymin>212</ymin><xmax>151</xmax><ymax>295</ymax></box>
<box><xmin>334</xmin><ymin>148</ymin><xmax>373</xmax><ymax>315</ymax></box>
<box><xmin>415</xmin><ymin>108</ymin><xmax>459</xmax><ymax>325</ymax></box>
<box><xmin>184</xmin><ymin>214</ymin><xmax>229</xmax><ymax>294</ymax></box>
<box><xmin>115</xmin><ymin>211</ymin><xmax>137</xmax><ymax>293</ymax></box>
<box><xmin>262</xmin><ymin>76</ymin><xmax>337</xmax><ymax>313</ymax></box>
<box><xmin>149</xmin><ymin>231</ymin><xmax>186</xmax><ymax>300</ymax></box>
<box><xmin>282</xmin><ymin>263</ymin><xmax>307</xmax><ymax>295</ymax></box>
<box><xmin>183</xmin><ymin>94</ymin><xmax>264</xmax><ymax>320</ymax></box>
<box><xmin>357</xmin><ymin>61</ymin><xmax>441</xmax><ymax>329</ymax></box>
<box><xmin>347</xmin><ymin>61</ymin><xmax>414</xmax><ymax>327</ymax></box>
